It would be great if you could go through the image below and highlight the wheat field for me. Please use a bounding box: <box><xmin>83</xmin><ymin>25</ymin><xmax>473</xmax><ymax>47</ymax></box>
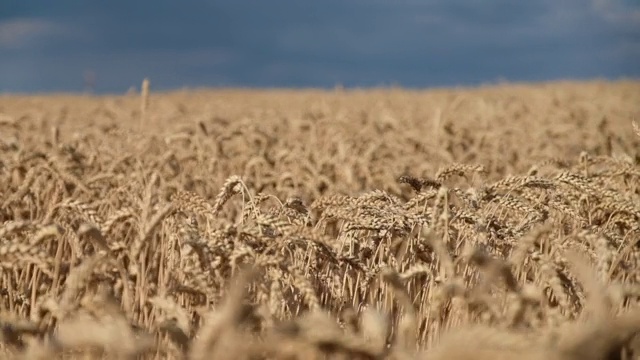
<box><xmin>0</xmin><ymin>80</ymin><xmax>639</xmax><ymax>359</ymax></box>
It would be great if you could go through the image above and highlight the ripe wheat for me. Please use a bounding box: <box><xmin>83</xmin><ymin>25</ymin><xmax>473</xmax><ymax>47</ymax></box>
<box><xmin>0</xmin><ymin>80</ymin><xmax>639</xmax><ymax>359</ymax></box>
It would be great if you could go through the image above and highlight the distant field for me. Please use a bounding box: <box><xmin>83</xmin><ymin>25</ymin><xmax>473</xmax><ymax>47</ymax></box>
<box><xmin>0</xmin><ymin>80</ymin><xmax>639</xmax><ymax>359</ymax></box>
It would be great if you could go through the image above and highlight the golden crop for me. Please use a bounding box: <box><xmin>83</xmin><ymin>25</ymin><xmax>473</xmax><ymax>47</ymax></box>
<box><xmin>0</xmin><ymin>80</ymin><xmax>639</xmax><ymax>359</ymax></box>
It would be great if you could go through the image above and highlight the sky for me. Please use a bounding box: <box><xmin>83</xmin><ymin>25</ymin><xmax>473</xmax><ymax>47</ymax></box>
<box><xmin>0</xmin><ymin>0</ymin><xmax>639</xmax><ymax>93</ymax></box>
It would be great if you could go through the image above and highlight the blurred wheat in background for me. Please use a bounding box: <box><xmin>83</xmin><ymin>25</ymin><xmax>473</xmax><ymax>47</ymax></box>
<box><xmin>0</xmin><ymin>79</ymin><xmax>639</xmax><ymax>359</ymax></box>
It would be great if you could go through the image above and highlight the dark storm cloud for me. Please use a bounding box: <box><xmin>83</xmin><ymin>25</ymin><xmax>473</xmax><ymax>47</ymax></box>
<box><xmin>0</xmin><ymin>0</ymin><xmax>638</xmax><ymax>93</ymax></box>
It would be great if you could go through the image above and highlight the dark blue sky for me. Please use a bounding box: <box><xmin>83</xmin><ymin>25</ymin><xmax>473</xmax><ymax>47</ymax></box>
<box><xmin>1</xmin><ymin>0</ymin><xmax>639</xmax><ymax>93</ymax></box>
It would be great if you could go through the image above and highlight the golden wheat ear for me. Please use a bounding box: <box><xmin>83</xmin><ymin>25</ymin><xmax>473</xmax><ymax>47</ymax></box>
<box><xmin>188</xmin><ymin>266</ymin><xmax>259</xmax><ymax>360</ymax></box>
<box><xmin>547</xmin><ymin>246</ymin><xmax>640</xmax><ymax>360</ymax></box>
<box><xmin>421</xmin><ymin>325</ymin><xmax>549</xmax><ymax>360</ymax></box>
<box><xmin>563</xmin><ymin>247</ymin><xmax>613</xmax><ymax>322</ymax></box>
<box><xmin>552</xmin><ymin>309</ymin><xmax>640</xmax><ymax>360</ymax></box>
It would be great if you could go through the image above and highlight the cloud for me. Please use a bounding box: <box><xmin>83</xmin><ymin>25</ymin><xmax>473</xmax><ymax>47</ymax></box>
<box><xmin>0</xmin><ymin>18</ymin><xmax>70</xmax><ymax>49</ymax></box>
<box><xmin>0</xmin><ymin>46</ymin><xmax>242</xmax><ymax>93</ymax></box>
<box><xmin>592</xmin><ymin>0</ymin><xmax>640</xmax><ymax>25</ymax></box>
<box><xmin>0</xmin><ymin>0</ymin><xmax>638</xmax><ymax>93</ymax></box>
